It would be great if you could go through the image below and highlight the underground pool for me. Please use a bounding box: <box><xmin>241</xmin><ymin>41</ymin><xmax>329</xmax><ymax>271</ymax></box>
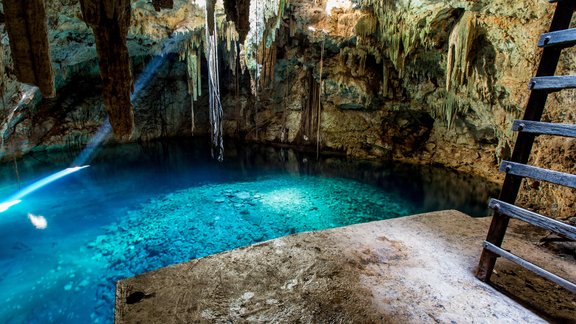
<box><xmin>0</xmin><ymin>139</ymin><xmax>499</xmax><ymax>322</ymax></box>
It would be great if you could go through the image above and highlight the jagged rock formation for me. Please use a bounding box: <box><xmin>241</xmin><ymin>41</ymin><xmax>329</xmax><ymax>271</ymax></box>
<box><xmin>3</xmin><ymin>0</ymin><xmax>55</xmax><ymax>98</ymax></box>
<box><xmin>79</xmin><ymin>0</ymin><xmax>134</xmax><ymax>138</ymax></box>
<box><xmin>223</xmin><ymin>0</ymin><xmax>250</xmax><ymax>42</ymax></box>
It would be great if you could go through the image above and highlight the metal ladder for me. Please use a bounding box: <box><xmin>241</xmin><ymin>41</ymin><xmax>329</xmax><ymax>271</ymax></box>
<box><xmin>476</xmin><ymin>0</ymin><xmax>576</xmax><ymax>294</ymax></box>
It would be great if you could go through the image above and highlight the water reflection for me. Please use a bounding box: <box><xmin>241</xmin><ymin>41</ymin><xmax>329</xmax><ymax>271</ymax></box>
<box><xmin>0</xmin><ymin>138</ymin><xmax>499</xmax><ymax>218</ymax></box>
<box><xmin>226</xmin><ymin>143</ymin><xmax>500</xmax><ymax>217</ymax></box>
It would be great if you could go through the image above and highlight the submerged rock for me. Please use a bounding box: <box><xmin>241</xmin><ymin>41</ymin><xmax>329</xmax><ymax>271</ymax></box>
<box><xmin>236</xmin><ymin>192</ymin><xmax>251</xmax><ymax>200</ymax></box>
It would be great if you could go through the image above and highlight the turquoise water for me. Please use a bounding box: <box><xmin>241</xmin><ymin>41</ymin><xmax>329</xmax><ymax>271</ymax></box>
<box><xmin>0</xmin><ymin>140</ymin><xmax>498</xmax><ymax>322</ymax></box>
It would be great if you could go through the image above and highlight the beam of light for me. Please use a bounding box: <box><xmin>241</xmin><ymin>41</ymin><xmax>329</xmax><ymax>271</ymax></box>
<box><xmin>132</xmin><ymin>32</ymin><xmax>185</xmax><ymax>99</ymax></box>
<box><xmin>10</xmin><ymin>165</ymin><xmax>89</xmax><ymax>201</ymax></box>
<box><xmin>131</xmin><ymin>55</ymin><xmax>167</xmax><ymax>99</ymax></box>
<box><xmin>73</xmin><ymin>120</ymin><xmax>111</xmax><ymax>166</ymax></box>
<box><xmin>73</xmin><ymin>54</ymin><xmax>169</xmax><ymax>166</ymax></box>
<box><xmin>0</xmin><ymin>199</ymin><xmax>21</xmax><ymax>212</ymax></box>
<box><xmin>0</xmin><ymin>165</ymin><xmax>90</xmax><ymax>213</ymax></box>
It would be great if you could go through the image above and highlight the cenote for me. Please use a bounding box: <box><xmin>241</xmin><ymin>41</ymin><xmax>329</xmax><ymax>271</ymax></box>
<box><xmin>0</xmin><ymin>139</ymin><xmax>499</xmax><ymax>322</ymax></box>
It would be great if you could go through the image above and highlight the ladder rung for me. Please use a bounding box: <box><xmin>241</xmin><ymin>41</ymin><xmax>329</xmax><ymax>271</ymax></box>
<box><xmin>539</xmin><ymin>28</ymin><xmax>576</xmax><ymax>48</ymax></box>
<box><xmin>512</xmin><ymin>120</ymin><xmax>576</xmax><ymax>138</ymax></box>
<box><xmin>483</xmin><ymin>241</ymin><xmax>576</xmax><ymax>293</ymax></box>
<box><xmin>529</xmin><ymin>75</ymin><xmax>576</xmax><ymax>91</ymax></box>
<box><xmin>500</xmin><ymin>161</ymin><xmax>576</xmax><ymax>189</ymax></box>
<box><xmin>489</xmin><ymin>199</ymin><xmax>576</xmax><ymax>240</ymax></box>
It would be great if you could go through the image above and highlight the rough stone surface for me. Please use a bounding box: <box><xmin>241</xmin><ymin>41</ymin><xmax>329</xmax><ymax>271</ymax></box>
<box><xmin>3</xmin><ymin>0</ymin><xmax>55</xmax><ymax>98</ymax></box>
<box><xmin>380</xmin><ymin>109</ymin><xmax>434</xmax><ymax>156</ymax></box>
<box><xmin>116</xmin><ymin>211</ymin><xmax>575</xmax><ymax>323</ymax></box>
<box><xmin>79</xmin><ymin>0</ymin><xmax>134</xmax><ymax>138</ymax></box>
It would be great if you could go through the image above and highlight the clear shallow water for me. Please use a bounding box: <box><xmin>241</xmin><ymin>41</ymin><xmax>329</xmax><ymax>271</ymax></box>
<box><xmin>0</xmin><ymin>139</ymin><xmax>499</xmax><ymax>322</ymax></box>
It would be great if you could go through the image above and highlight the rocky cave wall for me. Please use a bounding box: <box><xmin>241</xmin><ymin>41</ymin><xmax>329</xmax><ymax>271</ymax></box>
<box><xmin>0</xmin><ymin>0</ymin><xmax>575</xmax><ymax>221</ymax></box>
<box><xmin>231</xmin><ymin>0</ymin><xmax>575</xmax><ymax>221</ymax></box>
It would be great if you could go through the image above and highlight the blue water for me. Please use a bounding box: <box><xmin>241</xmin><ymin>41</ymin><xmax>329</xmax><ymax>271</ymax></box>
<box><xmin>0</xmin><ymin>139</ymin><xmax>499</xmax><ymax>322</ymax></box>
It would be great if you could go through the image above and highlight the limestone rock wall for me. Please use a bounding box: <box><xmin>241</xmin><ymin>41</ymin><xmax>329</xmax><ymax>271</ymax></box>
<box><xmin>251</xmin><ymin>0</ymin><xmax>553</xmax><ymax>181</ymax></box>
<box><xmin>227</xmin><ymin>0</ymin><xmax>574</xmax><ymax>220</ymax></box>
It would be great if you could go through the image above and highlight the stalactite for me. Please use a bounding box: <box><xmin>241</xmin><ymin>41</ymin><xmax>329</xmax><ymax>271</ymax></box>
<box><xmin>223</xmin><ymin>0</ymin><xmax>251</xmax><ymax>43</ymax></box>
<box><xmin>358</xmin><ymin>50</ymin><xmax>367</xmax><ymax>76</ymax></box>
<box><xmin>218</xmin><ymin>21</ymin><xmax>240</xmax><ymax>78</ymax></box>
<box><xmin>439</xmin><ymin>90</ymin><xmax>462</xmax><ymax>130</ymax></box>
<box><xmin>188</xmin><ymin>50</ymin><xmax>202</xmax><ymax>101</ymax></box>
<box><xmin>3</xmin><ymin>0</ymin><xmax>55</xmax><ymax>98</ymax></box>
<box><xmin>358</xmin><ymin>0</ymin><xmax>434</xmax><ymax>77</ymax></box>
<box><xmin>436</xmin><ymin>11</ymin><xmax>478</xmax><ymax>129</ymax></box>
<box><xmin>205</xmin><ymin>0</ymin><xmax>224</xmax><ymax>161</ymax></box>
<box><xmin>258</xmin><ymin>39</ymin><xmax>277</xmax><ymax>90</ymax></box>
<box><xmin>338</xmin><ymin>47</ymin><xmax>368</xmax><ymax>77</ymax></box>
<box><xmin>173</xmin><ymin>3</ymin><xmax>240</xmax><ymax>139</ymax></box>
<box><xmin>244</xmin><ymin>0</ymin><xmax>288</xmax><ymax>94</ymax></box>
<box><xmin>79</xmin><ymin>0</ymin><xmax>134</xmax><ymax>138</ymax></box>
<box><xmin>186</xmin><ymin>49</ymin><xmax>200</xmax><ymax>134</ymax></box>
<box><xmin>225</xmin><ymin>23</ymin><xmax>235</xmax><ymax>53</ymax></box>
<box><xmin>446</xmin><ymin>12</ymin><xmax>477</xmax><ymax>92</ymax></box>
<box><xmin>354</xmin><ymin>12</ymin><xmax>377</xmax><ymax>38</ymax></box>
<box><xmin>177</xmin><ymin>27</ymin><xmax>205</xmax><ymax>136</ymax></box>
<box><xmin>180</xmin><ymin>34</ymin><xmax>203</xmax><ymax>102</ymax></box>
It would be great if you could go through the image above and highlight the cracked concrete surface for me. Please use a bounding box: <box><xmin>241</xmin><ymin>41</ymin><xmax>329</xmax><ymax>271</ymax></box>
<box><xmin>116</xmin><ymin>210</ymin><xmax>575</xmax><ymax>323</ymax></box>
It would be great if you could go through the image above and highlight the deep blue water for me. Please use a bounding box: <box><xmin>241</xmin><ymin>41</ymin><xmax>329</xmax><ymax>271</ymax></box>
<box><xmin>0</xmin><ymin>139</ymin><xmax>499</xmax><ymax>322</ymax></box>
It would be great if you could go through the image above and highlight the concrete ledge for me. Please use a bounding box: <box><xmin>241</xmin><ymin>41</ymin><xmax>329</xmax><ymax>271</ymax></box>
<box><xmin>115</xmin><ymin>210</ymin><xmax>572</xmax><ymax>323</ymax></box>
